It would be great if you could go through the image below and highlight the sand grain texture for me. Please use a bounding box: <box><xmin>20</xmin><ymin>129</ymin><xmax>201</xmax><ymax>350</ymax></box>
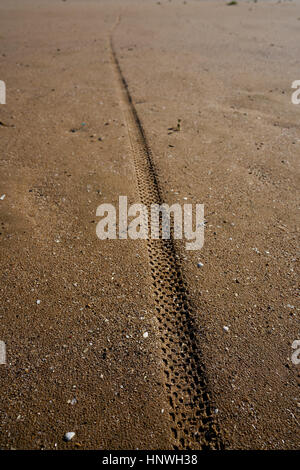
<box><xmin>0</xmin><ymin>0</ymin><xmax>299</xmax><ymax>450</ymax></box>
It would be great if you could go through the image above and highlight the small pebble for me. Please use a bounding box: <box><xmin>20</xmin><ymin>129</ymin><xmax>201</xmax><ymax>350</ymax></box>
<box><xmin>197</xmin><ymin>262</ymin><xmax>204</xmax><ymax>268</ymax></box>
<box><xmin>143</xmin><ymin>332</ymin><xmax>149</xmax><ymax>339</ymax></box>
<box><xmin>36</xmin><ymin>300</ymin><xmax>41</xmax><ymax>305</ymax></box>
<box><xmin>0</xmin><ymin>194</ymin><xmax>5</xmax><ymax>200</ymax></box>
<box><xmin>223</xmin><ymin>326</ymin><xmax>229</xmax><ymax>332</ymax></box>
<box><xmin>64</xmin><ymin>432</ymin><xmax>75</xmax><ymax>442</ymax></box>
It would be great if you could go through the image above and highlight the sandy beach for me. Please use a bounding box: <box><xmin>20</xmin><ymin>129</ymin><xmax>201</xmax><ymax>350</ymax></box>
<box><xmin>0</xmin><ymin>0</ymin><xmax>299</xmax><ymax>450</ymax></box>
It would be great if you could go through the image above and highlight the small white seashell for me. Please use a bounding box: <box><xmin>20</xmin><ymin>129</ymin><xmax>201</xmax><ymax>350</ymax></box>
<box><xmin>223</xmin><ymin>326</ymin><xmax>229</xmax><ymax>332</ymax></box>
<box><xmin>143</xmin><ymin>332</ymin><xmax>149</xmax><ymax>339</ymax></box>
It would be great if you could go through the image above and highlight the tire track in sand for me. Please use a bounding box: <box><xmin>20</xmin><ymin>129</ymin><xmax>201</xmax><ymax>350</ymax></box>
<box><xmin>109</xmin><ymin>21</ymin><xmax>223</xmax><ymax>450</ymax></box>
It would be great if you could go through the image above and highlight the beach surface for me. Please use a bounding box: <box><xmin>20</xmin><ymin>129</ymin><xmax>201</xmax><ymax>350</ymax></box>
<box><xmin>0</xmin><ymin>0</ymin><xmax>299</xmax><ymax>449</ymax></box>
